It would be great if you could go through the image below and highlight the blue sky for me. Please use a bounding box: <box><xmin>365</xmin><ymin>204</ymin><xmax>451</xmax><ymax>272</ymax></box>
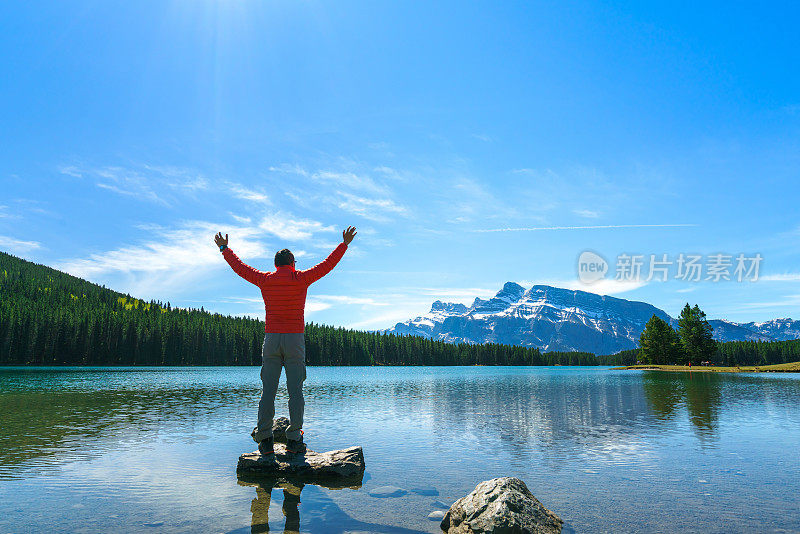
<box><xmin>1</xmin><ymin>0</ymin><xmax>799</xmax><ymax>329</ymax></box>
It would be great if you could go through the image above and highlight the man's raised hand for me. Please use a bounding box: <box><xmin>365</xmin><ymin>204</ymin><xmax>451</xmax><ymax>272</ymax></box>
<box><xmin>214</xmin><ymin>232</ymin><xmax>229</xmax><ymax>248</ymax></box>
<box><xmin>342</xmin><ymin>226</ymin><xmax>357</xmax><ymax>245</ymax></box>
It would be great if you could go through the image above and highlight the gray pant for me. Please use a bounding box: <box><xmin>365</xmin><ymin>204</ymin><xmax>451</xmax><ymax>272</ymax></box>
<box><xmin>253</xmin><ymin>333</ymin><xmax>306</xmax><ymax>443</ymax></box>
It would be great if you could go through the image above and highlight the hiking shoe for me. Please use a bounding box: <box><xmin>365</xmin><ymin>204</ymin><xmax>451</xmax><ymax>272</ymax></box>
<box><xmin>258</xmin><ymin>436</ymin><xmax>274</xmax><ymax>456</ymax></box>
<box><xmin>286</xmin><ymin>437</ymin><xmax>306</xmax><ymax>454</ymax></box>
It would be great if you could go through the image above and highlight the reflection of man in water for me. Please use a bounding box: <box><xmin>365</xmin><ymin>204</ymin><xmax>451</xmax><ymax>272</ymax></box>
<box><xmin>249</xmin><ymin>481</ymin><xmax>303</xmax><ymax>534</ymax></box>
<box><xmin>215</xmin><ymin>226</ymin><xmax>356</xmax><ymax>455</ymax></box>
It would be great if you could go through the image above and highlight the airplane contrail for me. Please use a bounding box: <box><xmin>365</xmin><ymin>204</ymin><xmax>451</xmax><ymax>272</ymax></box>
<box><xmin>474</xmin><ymin>224</ymin><xmax>698</xmax><ymax>232</ymax></box>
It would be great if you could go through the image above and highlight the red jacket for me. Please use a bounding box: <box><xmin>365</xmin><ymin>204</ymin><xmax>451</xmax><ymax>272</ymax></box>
<box><xmin>222</xmin><ymin>243</ymin><xmax>348</xmax><ymax>333</ymax></box>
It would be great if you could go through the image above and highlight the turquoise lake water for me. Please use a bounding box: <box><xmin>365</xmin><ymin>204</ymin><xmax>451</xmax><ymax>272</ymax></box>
<box><xmin>1</xmin><ymin>366</ymin><xmax>799</xmax><ymax>533</ymax></box>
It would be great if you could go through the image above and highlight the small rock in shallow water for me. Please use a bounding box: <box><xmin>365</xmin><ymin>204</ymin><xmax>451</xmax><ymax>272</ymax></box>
<box><xmin>428</xmin><ymin>510</ymin><xmax>446</xmax><ymax>521</ymax></box>
<box><xmin>431</xmin><ymin>499</ymin><xmax>450</xmax><ymax>509</ymax></box>
<box><xmin>368</xmin><ymin>485</ymin><xmax>407</xmax><ymax>498</ymax></box>
<box><xmin>411</xmin><ymin>486</ymin><xmax>439</xmax><ymax>496</ymax></box>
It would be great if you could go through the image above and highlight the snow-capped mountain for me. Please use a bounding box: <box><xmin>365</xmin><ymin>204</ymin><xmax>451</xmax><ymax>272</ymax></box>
<box><xmin>387</xmin><ymin>283</ymin><xmax>799</xmax><ymax>354</ymax></box>
<box><xmin>740</xmin><ymin>318</ymin><xmax>800</xmax><ymax>341</ymax></box>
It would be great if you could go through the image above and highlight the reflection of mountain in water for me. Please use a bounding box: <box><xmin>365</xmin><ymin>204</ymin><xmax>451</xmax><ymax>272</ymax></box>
<box><xmin>382</xmin><ymin>372</ymin><xmax>657</xmax><ymax>465</ymax></box>
<box><xmin>373</xmin><ymin>370</ymin><xmax>731</xmax><ymax>463</ymax></box>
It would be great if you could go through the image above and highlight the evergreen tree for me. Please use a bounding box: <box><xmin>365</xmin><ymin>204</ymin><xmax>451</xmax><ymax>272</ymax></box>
<box><xmin>677</xmin><ymin>303</ymin><xmax>717</xmax><ymax>364</ymax></box>
<box><xmin>639</xmin><ymin>315</ymin><xmax>682</xmax><ymax>364</ymax></box>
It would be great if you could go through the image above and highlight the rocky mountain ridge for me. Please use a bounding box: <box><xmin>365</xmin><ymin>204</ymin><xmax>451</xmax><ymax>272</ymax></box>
<box><xmin>387</xmin><ymin>282</ymin><xmax>799</xmax><ymax>354</ymax></box>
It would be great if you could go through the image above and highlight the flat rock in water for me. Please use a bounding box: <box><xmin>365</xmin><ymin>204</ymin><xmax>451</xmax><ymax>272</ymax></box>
<box><xmin>237</xmin><ymin>443</ymin><xmax>365</xmax><ymax>482</ymax></box>
<box><xmin>441</xmin><ymin>477</ymin><xmax>563</xmax><ymax>534</ymax></box>
<box><xmin>368</xmin><ymin>485</ymin><xmax>407</xmax><ymax>498</ymax></box>
<box><xmin>428</xmin><ymin>510</ymin><xmax>446</xmax><ymax>521</ymax></box>
<box><xmin>411</xmin><ymin>486</ymin><xmax>439</xmax><ymax>496</ymax></box>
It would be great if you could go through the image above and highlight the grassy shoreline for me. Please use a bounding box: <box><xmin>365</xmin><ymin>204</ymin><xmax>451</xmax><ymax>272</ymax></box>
<box><xmin>611</xmin><ymin>361</ymin><xmax>800</xmax><ymax>373</ymax></box>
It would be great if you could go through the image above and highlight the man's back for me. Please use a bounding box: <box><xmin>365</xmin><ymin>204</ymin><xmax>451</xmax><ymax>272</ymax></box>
<box><xmin>221</xmin><ymin>240</ymin><xmax>349</xmax><ymax>333</ymax></box>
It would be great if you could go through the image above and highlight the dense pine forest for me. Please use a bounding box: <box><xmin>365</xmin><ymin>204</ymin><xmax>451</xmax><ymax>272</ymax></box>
<box><xmin>0</xmin><ymin>251</ymin><xmax>631</xmax><ymax>366</ymax></box>
<box><xmin>2</xmin><ymin>251</ymin><xmax>795</xmax><ymax>367</ymax></box>
<box><xmin>715</xmin><ymin>338</ymin><xmax>800</xmax><ymax>366</ymax></box>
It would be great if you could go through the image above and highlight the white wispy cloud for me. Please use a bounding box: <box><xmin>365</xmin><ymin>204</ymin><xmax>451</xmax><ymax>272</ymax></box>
<box><xmin>228</xmin><ymin>182</ymin><xmax>271</xmax><ymax>205</ymax></box>
<box><xmin>96</xmin><ymin>181</ymin><xmax>167</xmax><ymax>205</ymax></box>
<box><xmin>271</xmin><ymin>163</ymin><xmax>390</xmax><ymax>195</ymax></box>
<box><xmin>312</xmin><ymin>170</ymin><xmax>389</xmax><ymax>195</ymax></box>
<box><xmin>306</xmin><ymin>301</ymin><xmax>332</xmax><ymax>313</ymax></box>
<box><xmin>311</xmin><ymin>295</ymin><xmax>392</xmax><ymax>306</ymax></box>
<box><xmin>143</xmin><ymin>165</ymin><xmax>210</xmax><ymax>192</ymax></box>
<box><xmin>306</xmin><ymin>295</ymin><xmax>392</xmax><ymax>315</ymax></box>
<box><xmin>474</xmin><ymin>224</ymin><xmax>698</xmax><ymax>233</ymax></box>
<box><xmin>736</xmin><ymin>294</ymin><xmax>800</xmax><ymax>309</ymax></box>
<box><xmin>56</xmin><ymin>220</ymin><xmax>267</xmax><ymax>278</ymax></box>
<box><xmin>760</xmin><ymin>273</ymin><xmax>800</xmax><ymax>282</ymax></box>
<box><xmin>95</xmin><ymin>166</ymin><xmax>169</xmax><ymax>205</ymax></box>
<box><xmin>55</xmin><ymin>206</ymin><xmax>336</xmax><ymax>300</ymax></box>
<box><xmin>58</xmin><ymin>165</ymin><xmax>83</xmax><ymax>178</ymax></box>
<box><xmin>229</xmin><ymin>214</ymin><xmax>252</xmax><ymax>224</ymax></box>
<box><xmin>0</xmin><ymin>235</ymin><xmax>42</xmax><ymax>254</ymax></box>
<box><xmin>373</xmin><ymin>166</ymin><xmax>404</xmax><ymax>180</ymax></box>
<box><xmin>58</xmin><ymin>163</ymin><xmax>212</xmax><ymax>206</ymax></box>
<box><xmin>276</xmin><ymin>162</ymin><xmax>410</xmax><ymax>223</ymax></box>
<box><xmin>268</xmin><ymin>163</ymin><xmax>310</xmax><ymax>177</ymax></box>
<box><xmin>573</xmin><ymin>209</ymin><xmax>600</xmax><ymax>218</ymax></box>
<box><xmin>335</xmin><ymin>192</ymin><xmax>408</xmax><ymax>221</ymax></box>
<box><xmin>346</xmin><ymin>310</ymin><xmax>424</xmax><ymax>330</ymax></box>
<box><xmin>257</xmin><ymin>213</ymin><xmax>335</xmax><ymax>241</ymax></box>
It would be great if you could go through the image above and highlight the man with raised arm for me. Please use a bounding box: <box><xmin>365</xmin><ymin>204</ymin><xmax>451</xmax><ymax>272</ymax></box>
<box><xmin>214</xmin><ymin>226</ymin><xmax>357</xmax><ymax>456</ymax></box>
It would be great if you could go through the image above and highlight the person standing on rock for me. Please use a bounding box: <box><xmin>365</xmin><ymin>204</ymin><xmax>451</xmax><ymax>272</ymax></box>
<box><xmin>214</xmin><ymin>226</ymin><xmax>357</xmax><ymax>456</ymax></box>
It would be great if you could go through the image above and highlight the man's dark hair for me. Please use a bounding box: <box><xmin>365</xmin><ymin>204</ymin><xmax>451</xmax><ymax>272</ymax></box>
<box><xmin>274</xmin><ymin>249</ymin><xmax>295</xmax><ymax>267</ymax></box>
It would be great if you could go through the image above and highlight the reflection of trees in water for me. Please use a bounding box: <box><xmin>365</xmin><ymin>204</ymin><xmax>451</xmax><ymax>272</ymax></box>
<box><xmin>641</xmin><ymin>372</ymin><xmax>722</xmax><ymax>440</ymax></box>
<box><xmin>0</xmin><ymin>384</ymin><xmax>260</xmax><ymax>475</ymax></box>
<box><xmin>685</xmin><ymin>373</ymin><xmax>722</xmax><ymax>438</ymax></box>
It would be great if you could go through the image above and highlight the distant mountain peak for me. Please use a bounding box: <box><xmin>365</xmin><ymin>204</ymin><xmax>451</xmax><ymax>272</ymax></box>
<box><xmin>387</xmin><ymin>281</ymin><xmax>800</xmax><ymax>354</ymax></box>
<box><xmin>430</xmin><ymin>300</ymin><xmax>468</xmax><ymax>314</ymax></box>
<box><xmin>471</xmin><ymin>297</ymin><xmax>488</xmax><ymax>308</ymax></box>
<box><xmin>498</xmin><ymin>281</ymin><xmax>525</xmax><ymax>294</ymax></box>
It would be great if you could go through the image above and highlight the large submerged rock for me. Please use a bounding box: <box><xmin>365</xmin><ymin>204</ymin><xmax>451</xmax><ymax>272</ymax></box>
<box><xmin>441</xmin><ymin>477</ymin><xmax>563</xmax><ymax>534</ymax></box>
<box><xmin>237</xmin><ymin>443</ymin><xmax>365</xmax><ymax>483</ymax></box>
